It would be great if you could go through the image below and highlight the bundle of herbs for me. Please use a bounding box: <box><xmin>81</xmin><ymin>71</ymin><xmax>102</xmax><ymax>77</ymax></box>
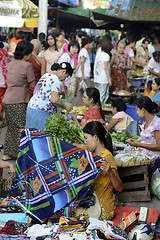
<box><xmin>45</xmin><ymin>113</ymin><xmax>85</xmax><ymax>144</ymax></box>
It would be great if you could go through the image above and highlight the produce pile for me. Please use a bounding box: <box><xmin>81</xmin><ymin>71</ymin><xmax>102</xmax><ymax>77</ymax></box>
<box><xmin>45</xmin><ymin>113</ymin><xmax>85</xmax><ymax>144</ymax></box>
<box><xmin>111</xmin><ymin>132</ymin><xmax>139</xmax><ymax>143</ymax></box>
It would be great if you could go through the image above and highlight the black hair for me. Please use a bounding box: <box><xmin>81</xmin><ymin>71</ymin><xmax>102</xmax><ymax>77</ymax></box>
<box><xmin>112</xmin><ymin>98</ymin><xmax>126</xmax><ymax>112</ymax></box>
<box><xmin>81</xmin><ymin>36</ymin><xmax>94</xmax><ymax>48</ymax></box>
<box><xmin>16</xmin><ymin>31</ymin><xmax>24</xmax><ymax>40</ymax></box>
<box><xmin>68</xmin><ymin>40</ymin><xmax>80</xmax><ymax>52</ymax></box>
<box><xmin>83</xmin><ymin>121</ymin><xmax>113</xmax><ymax>155</ymax></box>
<box><xmin>101</xmin><ymin>40</ymin><xmax>112</xmax><ymax>53</ymax></box>
<box><xmin>51</xmin><ymin>62</ymin><xmax>73</xmax><ymax>76</ymax></box>
<box><xmin>135</xmin><ymin>96</ymin><xmax>159</xmax><ymax>114</ymax></box>
<box><xmin>155</xmin><ymin>78</ymin><xmax>160</xmax><ymax>89</ymax></box>
<box><xmin>117</xmin><ymin>33</ymin><xmax>127</xmax><ymax>46</ymax></box>
<box><xmin>142</xmin><ymin>38</ymin><xmax>149</xmax><ymax>44</ymax></box>
<box><xmin>0</xmin><ymin>35</ymin><xmax>6</xmax><ymax>42</ymax></box>
<box><xmin>56</xmin><ymin>32</ymin><xmax>64</xmax><ymax>38</ymax></box>
<box><xmin>146</xmin><ymin>80</ymin><xmax>152</xmax><ymax>91</ymax></box>
<box><xmin>0</xmin><ymin>42</ymin><xmax>4</xmax><ymax>48</ymax></box>
<box><xmin>46</xmin><ymin>33</ymin><xmax>58</xmax><ymax>51</ymax></box>
<box><xmin>39</xmin><ymin>32</ymin><xmax>46</xmax><ymax>42</ymax></box>
<box><xmin>153</xmin><ymin>51</ymin><xmax>160</xmax><ymax>58</ymax></box>
<box><xmin>101</xmin><ymin>34</ymin><xmax>112</xmax><ymax>43</ymax></box>
<box><xmin>85</xmin><ymin>87</ymin><xmax>105</xmax><ymax>121</ymax></box>
<box><xmin>68</xmin><ymin>32</ymin><xmax>75</xmax><ymax>41</ymax></box>
<box><xmin>76</xmin><ymin>30</ymin><xmax>87</xmax><ymax>39</ymax></box>
<box><xmin>14</xmin><ymin>40</ymin><xmax>33</xmax><ymax>60</ymax></box>
<box><xmin>127</xmin><ymin>38</ymin><xmax>135</xmax><ymax>44</ymax></box>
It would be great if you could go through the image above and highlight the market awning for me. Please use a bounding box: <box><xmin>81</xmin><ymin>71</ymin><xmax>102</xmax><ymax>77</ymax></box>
<box><xmin>53</xmin><ymin>8</ymin><xmax>111</xmax><ymax>29</ymax></box>
<box><xmin>0</xmin><ymin>0</ymin><xmax>38</xmax><ymax>27</ymax></box>
<box><xmin>24</xmin><ymin>18</ymin><xmax>38</xmax><ymax>27</ymax></box>
<box><xmin>0</xmin><ymin>16</ymin><xmax>24</xmax><ymax>27</ymax></box>
<box><xmin>105</xmin><ymin>0</ymin><xmax>160</xmax><ymax>22</ymax></box>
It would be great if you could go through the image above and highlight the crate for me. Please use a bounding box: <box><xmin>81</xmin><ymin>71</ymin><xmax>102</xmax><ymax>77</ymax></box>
<box><xmin>117</xmin><ymin>165</ymin><xmax>151</xmax><ymax>202</ymax></box>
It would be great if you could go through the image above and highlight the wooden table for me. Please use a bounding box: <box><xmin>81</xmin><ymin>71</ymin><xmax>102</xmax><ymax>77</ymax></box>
<box><xmin>116</xmin><ymin>164</ymin><xmax>151</xmax><ymax>202</ymax></box>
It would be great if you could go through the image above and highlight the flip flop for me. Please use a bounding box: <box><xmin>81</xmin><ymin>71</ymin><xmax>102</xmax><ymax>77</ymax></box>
<box><xmin>2</xmin><ymin>157</ymin><xmax>16</xmax><ymax>161</ymax></box>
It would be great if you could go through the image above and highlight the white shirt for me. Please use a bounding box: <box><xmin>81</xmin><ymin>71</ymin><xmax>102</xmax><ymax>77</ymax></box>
<box><xmin>76</xmin><ymin>48</ymin><xmax>90</xmax><ymax>78</ymax></box>
<box><xmin>94</xmin><ymin>50</ymin><xmax>110</xmax><ymax>84</ymax></box>
<box><xmin>148</xmin><ymin>57</ymin><xmax>160</xmax><ymax>73</ymax></box>
<box><xmin>58</xmin><ymin>52</ymin><xmax>74</xmax><ymax>87</ymax></box>
<box><xmin>148</xmin><ymin>44</ymin><xmax>155</xmax><ymax>57</ymax></box>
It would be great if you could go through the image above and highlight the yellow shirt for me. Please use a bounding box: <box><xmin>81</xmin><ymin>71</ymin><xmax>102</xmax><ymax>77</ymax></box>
<box><xmin>92</xmin><ymin>149</ymin><xmax>117</xmax><ymax>214</ymax></box>
<box><xmin>144</xmin><ymin>89</ymin><xmax>155</xmax><ymax>99</ymax></box>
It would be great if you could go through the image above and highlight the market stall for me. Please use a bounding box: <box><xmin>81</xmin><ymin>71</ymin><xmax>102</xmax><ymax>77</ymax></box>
<box><xmin>0</xmin><ymin>0</ymin><xmax>39</xmax><ymax>28</ymax></box>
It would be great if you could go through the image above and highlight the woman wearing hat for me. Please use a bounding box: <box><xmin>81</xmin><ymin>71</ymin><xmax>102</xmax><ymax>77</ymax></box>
<box><xmin>26</xmin><ymin>62</ymin><xmax>73</xmax><ymax>131</ymax></box>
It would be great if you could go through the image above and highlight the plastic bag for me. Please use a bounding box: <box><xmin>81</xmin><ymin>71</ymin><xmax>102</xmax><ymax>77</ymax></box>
<box><xmin>151</xmin><ymin>168</ymin><xmax>160</xmax><ymax>199</ymax></box>
<box><xmin>78</xmin><ymin>79</ymin><xmax>87</xmax><ymax>91</ymax></box>
<box><xmin>68</xmin><ymin>74</ymin><xmax>77</xmax><ymax>98</ymax></box>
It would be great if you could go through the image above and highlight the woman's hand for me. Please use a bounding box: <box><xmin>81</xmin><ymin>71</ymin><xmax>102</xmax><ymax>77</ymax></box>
<box><xmin>64</xmin><ymin>102</ymin><xmax>73</xmax><ymax>112</ymax></box>
<box><xmin>100</xmin><ymin>161</ymin><xmax>112</xmax><ymax>175</ymax></box>
<box><xmin>126</xmin><ymin>138</ymin><xmax>141</xmax><ymax>147</ymax></box>
<box><xmin>9</xmin><ymin>164</ymin><xmax>16</xmax><ymax>176</ymax></box>
<box><xmin>72</xmin><ymin>113</ymin><xmax>77</xmax><ymax>121</ymax></box>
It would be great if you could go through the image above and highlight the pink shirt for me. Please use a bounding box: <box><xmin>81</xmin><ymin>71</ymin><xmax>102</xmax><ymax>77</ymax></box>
<box><xmin>41</xmin><ymin>49</ymin><xmax>63</xmax><ymax>72</ymax></box>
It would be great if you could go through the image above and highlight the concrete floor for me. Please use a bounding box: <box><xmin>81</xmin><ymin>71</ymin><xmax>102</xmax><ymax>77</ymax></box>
<box><xmin>0</xmin><ymin>125</ymin><xmax>160</xmax><ymax>210</ymax></box>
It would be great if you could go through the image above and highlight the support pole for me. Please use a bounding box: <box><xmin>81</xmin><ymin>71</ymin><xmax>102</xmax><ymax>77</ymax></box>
<box><xmin>38</xmin><ymin>0</ymin><xmax>48</xmax><ymax>37</ymax></box>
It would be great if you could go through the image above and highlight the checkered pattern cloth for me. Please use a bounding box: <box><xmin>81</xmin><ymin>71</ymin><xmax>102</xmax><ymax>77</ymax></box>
<box><xmin>8</xmin><ymin>129</ymin><xmax>102</xmax><ymax>222</ymax></box>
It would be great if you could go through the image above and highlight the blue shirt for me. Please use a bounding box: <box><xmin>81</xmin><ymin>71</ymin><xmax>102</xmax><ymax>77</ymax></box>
<box><xmin>152</xmin><ymin>92</ymin><xmax>160</xmax><ymax>116</ymax></box>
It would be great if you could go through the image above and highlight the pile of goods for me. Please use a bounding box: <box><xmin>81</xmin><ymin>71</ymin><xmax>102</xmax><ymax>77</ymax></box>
<box><xmin>112</xmin><ymin>90</ymin><xmax>133</xmax><ymax>96</ymax></box>
<box><xmin>62</xmin><ymin>106</ymin><xmax>88</xmax><ymax>116</ymax></box>
<box><xmin>110</xmin><ymin>132</ymin><xmax>154</xmax><ymax>165</ymax></box>
<box><xmin>45</xmin><ymin>113</ymin><xmax>85</xmax><ymax>144</ymax></box>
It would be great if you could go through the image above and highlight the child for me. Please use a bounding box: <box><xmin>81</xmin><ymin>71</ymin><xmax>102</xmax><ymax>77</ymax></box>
<box><xmin>106</xmin><ymin>98</ymin><xmax>133</xmax><ymax>132</ymax></box>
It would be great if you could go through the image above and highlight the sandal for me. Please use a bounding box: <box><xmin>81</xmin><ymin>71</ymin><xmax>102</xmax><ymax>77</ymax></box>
<box><xmin>2</xmin><ymin>157</ymin><xmax>16</xmax><ymax>161</ymax></box>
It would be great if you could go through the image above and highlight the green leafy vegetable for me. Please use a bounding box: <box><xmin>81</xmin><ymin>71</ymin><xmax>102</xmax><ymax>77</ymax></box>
<box><xmin>111</xmin><ymin>132</ymin><xmax>139</xmax><ymax>143</ymax></box>
<box><xmin>45</xmin><ymin>113</ymin><xmax>85</xmax><ymax>144</ymax></box>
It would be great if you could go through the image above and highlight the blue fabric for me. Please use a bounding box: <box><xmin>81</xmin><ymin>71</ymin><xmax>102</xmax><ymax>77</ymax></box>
<box><xmin>25</xmin><ymin>107</ymin><xmax>50</xmax><ymax>132</ymax></box>
<box><xmin>8</xmin><ymin>129</ymin><xmax>102</xmax><ymax>222</ymax></box>
<box><xmin>152</xmin><ymin>92</ymin><xmax>160</xmax><ymax>116</ymax></box>
<box><xmin>0</xmin><ymin>213</ymin><xmax>29</xmax><ymax>223</ymax></box>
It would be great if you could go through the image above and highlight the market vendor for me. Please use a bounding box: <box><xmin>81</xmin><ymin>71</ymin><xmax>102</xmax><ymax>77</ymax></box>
<box><xmin>106</xmin><ymin>98</ymin><xmax>133</xmax><ymax>133</ymax></box>
<box><xmin>148</xmin><ymin>51</ymin><xmax>160</xmax><ymax>77</ymax></box>
<box><xmin>127</xmin><ymin>96</ymin><xmax>160</xmax><ymax>174</ymax></box>
<box><xmin>72</xmin><ymin>87</ymin><xmax>106</xmax><ymax>128</ymax></box>
<box><xmin>25</xmin><ymin>62</ymin><xmax>73</xmax><ymax>132</ymax></box>
<box><xmin>136</xmin><ymin>38</ymin><xmax>149</xmax><ymax>66</ymax></box>
<box><xmin>74</xmin><ymin>121</ymin><xmax>123</xmax><ymax>220</ymax></box>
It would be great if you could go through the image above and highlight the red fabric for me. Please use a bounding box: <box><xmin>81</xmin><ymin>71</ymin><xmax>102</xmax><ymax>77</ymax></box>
<box><xmin>0</xmin><ymin>220</ymin><xmax>28</xmax><ymax>235</ymax></box>
<box><xmin>29</xmin><ymin>54</ymin><xmax>41</xmax><ymax>82</ymax></box>
<box><xmin>0</xmin><ymin>87</ymin><xmax>7</xmax><ymax>116</ymax></box>
<box><xmin>81</xmin><ymin>108</ymin><xmax>105</xmax><ymax>127</ymax></box>
<box><xmin>0</xmin><ymin>48</ymin><xmax>10</xmax><ymax>88</ymax></box>
<box><xmin>113</xmin><ymin>206</ymin><xmax>160</xmax><ymax>239</ymax></box>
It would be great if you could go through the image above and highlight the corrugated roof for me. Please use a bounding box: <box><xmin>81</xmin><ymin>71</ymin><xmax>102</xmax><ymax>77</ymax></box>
<box><xmin>106</xmin><ymin>0</ymin><xmax>160</xmax><ymax>22</ymax></box>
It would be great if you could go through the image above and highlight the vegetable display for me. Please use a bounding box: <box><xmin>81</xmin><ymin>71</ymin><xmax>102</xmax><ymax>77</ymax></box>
<box><xmin>45</xmin><ymin>113</ymin><xmax>85</xmax><ymax>144</ymax></box>
<box><xmin>111</xmin><ymin>132</ymin><xmax>139</xmax><ymax>143</ymax></box>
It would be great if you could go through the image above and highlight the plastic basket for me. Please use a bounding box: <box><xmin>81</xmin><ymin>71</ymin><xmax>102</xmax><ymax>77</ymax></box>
<box><xmin>126</xmin><ymin>104</ymin><xmax>141</xmax><ymax>121</ymax></box>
